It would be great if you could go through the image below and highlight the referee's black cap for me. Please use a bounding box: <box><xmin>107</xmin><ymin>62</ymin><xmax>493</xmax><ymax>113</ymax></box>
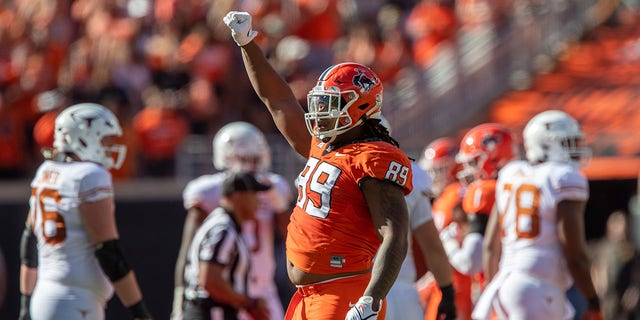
<box><xmin>222</xmin><ymin>172</ymin><xmax>271</xmax><ymax>195</ymax></box>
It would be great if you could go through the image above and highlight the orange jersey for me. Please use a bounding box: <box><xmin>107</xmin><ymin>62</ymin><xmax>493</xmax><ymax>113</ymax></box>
<box><xmin>432</xmin><ymin>182</ymin><xmax>465</xmax><ymax>230</ymax></box>
<box><xmin>286</xmin><ymin>138</ymin><xmax>412</xmax><ymax>274</ymax></box>
<box><xmin>462</xmin><ymin>179</ymin><xmax>497</xmax><ymax>215</ymax></box>
<box><xmin>421</xmin><ymin>269</ymin><xmax>473</xmax><ymax>320</ymax></box>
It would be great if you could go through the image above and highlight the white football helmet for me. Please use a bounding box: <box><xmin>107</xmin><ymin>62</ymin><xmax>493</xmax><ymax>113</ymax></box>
<box><xmin>523</xmin><ymin>110</ymin><xmax>591</xmax><ymax>167</ymax></box>
<box><xmin>53</xmin><ymin>103</ymin><xmax>126</xmax><ymax>169</ymax></box>
<box><xmin>213</xmin><ymin>122</ymin><xmax>271</xmax><ymax>173</ymax></box>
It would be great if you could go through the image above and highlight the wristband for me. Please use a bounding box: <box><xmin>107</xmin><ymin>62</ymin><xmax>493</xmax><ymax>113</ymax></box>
<box><xmin>20</xmin><ymin>294</ymin><xmax>32</xmax><ymax>320</ymax></box>
<box><xmin>21</xmin><ymin>294</ymin><xmax>31</xmax><ymax>308</ymax></box>
<box><xmin>440</xmin><ymin>284</ymin><xmax>455</xmax><ymax>301</ymax></box>
<box><xmin>128</xmin><ymin>300</ymin><xmax>152</xmax><ymax>318</ymax></box>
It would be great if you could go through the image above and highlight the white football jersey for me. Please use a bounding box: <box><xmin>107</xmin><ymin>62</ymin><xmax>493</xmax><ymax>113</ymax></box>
<box><xmin>387</xmin><ymin>162</ymin><xmax>433</xmax><ymax>320</ymax></box>
<box><xmin>182</xmin><ymin>171</ymin><xmax>292</xmax><ymax>291</ymax></box>
<box><xmin>496</xmin><ymin>160</ymin><xmax>589</xmax><ymax>289</ymax></box>
<box><xmin>397</xmin><ymin>162</ymin><xmax>433</xmax><ymax>283</ymax></box>
<box><xmin>29</xmin><ymin>160</ymin><xmax>114</xmax><ymax>303</ymax></box>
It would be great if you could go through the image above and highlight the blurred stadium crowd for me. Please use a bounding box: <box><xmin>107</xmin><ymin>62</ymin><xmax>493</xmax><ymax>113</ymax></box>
<box><xmin>0</xmin><ymin>0</ymin><xmax>638</xmax><ymax>181</ymax></box>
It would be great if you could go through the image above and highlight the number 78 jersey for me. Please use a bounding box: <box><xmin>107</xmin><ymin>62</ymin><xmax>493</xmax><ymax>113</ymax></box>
<box><xmin>286</xmin><ymin>138</ymin><xmax>413</xmax><ymax>275</ymax></box>
<box><xmin>495</xmin><ymin>160</ymin><xmax>589</xmax><ymax>288</ymax></box>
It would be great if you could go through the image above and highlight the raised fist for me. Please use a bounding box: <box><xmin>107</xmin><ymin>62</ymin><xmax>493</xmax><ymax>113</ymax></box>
<box><xmin>223</xmin><ymin>11</ymin><xmax>258</xmax><ymax>47</ymax></box>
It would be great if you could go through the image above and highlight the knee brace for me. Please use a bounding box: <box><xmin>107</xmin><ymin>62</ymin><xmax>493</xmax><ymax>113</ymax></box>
<box><xmin>95</xmin><ymin>239</ymin><xmax>131</xmax><ymax>282</ymax></box>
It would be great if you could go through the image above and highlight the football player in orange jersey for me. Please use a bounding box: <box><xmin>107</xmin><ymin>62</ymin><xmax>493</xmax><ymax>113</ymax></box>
<box><xmin>436</xmin><ymin>124</ymin><xmax>516</xmax><ymax>319</ymax></box>
<box><xmin>224</xmin><ymin>11</ymin><xmax>413</xmax><ymax>320</ymax></box>
<box><xmin>419</xmin><ymin>137</ymin><xmax>460</xmax><ymax>201</ymax></box>
<box><xmin>418</xmin><ymin>137</ymin><xmax>476</xmax><ymax>320</ymax></box>
<box><xmin>377</xmin><ymin>119</ymin><xmax>456</xmax><ymax>320</ymax></box>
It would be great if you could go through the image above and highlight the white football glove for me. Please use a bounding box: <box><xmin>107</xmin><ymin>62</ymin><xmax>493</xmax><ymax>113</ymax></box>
<box><xmin>223</xmin><ymin>11</ymin><xmax>258</xmax><ymax>47</ymax></box>
<box><xmin>439</xmin><ymin>223</ymin><xmax>461</xmax><ymax>255</ymax></box>
<box><xmin>345</xmin><ymin>296</ymin><xmax>381</xmax><ymax>320</ymax></box>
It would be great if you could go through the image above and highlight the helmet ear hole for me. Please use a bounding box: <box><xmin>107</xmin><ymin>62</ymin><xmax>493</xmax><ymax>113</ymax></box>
<box><xmin>357</xmin><ymin>103</ymin><xmax>369</xmax><ymax>110</ymax></box>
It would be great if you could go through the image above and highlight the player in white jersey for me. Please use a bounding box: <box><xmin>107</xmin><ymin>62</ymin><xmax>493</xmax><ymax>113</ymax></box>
<box><xmin>172</xmin><ymin>121</ymin><xmax>292</xmax><ymax>320</ymax></box>
<box><xmin>378</xmin><ymin>116</ymin><xmax>455</xmax><ymax>320</ymax></box>
<box><xmin>440</xmin><ymin>123</ymin><xmax>516</xmax><ymax>278</ymax></box>
<box><xmin>19</xmin><ymin>103</ymin><xmax>152</xmax><ymax>320</ymax></box>
<box><xmin>386</xmin><ymin>162</ymin><xmax>456</xmax><ymax>320</ymax></box>
<box><xmin>472</xmin><ymin>110</ymin><xmax>602</xmax><ymax>320</ymax></box>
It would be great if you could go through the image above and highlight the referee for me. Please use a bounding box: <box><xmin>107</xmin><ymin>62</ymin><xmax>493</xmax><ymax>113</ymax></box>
<box><xmin>182</xmin><ymin>172</ymin><xmax>271</xmax><ymax>320</ymax></box>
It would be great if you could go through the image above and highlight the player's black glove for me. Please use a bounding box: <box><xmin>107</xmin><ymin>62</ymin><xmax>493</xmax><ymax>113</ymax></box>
<box><xmin>437</xmin><ymin>284</ymin><xmax>457</xmax><ymax>319</ymax></box>
<box><xmin>19</xmin><ymin>294</ymin><xmax>31</xmax><ymax>320</ymax></box>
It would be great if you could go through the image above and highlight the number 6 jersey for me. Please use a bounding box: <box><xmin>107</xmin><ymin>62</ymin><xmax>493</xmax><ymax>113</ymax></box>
<box><xmin>286</xmin><ymin>138</ymin><xmax>413</xmax><ymax>275</ymax></box>
<box><xmin>495</xmin><ymin>160</ymin><xmax>589</xmax><ymax>289</ymax></box>
<box><xmin>28</xmin><ymin>160</ymin><xmax>115</xmax><ymax>302</ymax></box>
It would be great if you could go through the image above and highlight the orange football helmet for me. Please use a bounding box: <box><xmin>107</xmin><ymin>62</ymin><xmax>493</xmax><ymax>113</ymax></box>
<box><xmin>305</xmin><ymin>62</ymin><xmax>383</xmax><ymax>140</ymax></box>
<box><xmin>456</xmin><ymin>123</ymin><xmax>516</xmax><ymax>180</ymax></box>
<box><xmin>419</xmin><ymin>137</ymin><xmax>459</xmax><ymax>197</ymax></box>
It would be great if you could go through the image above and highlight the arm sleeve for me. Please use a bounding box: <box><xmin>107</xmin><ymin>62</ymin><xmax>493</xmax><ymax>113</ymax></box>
<box><xmin>20</xmin><ymin>224</ymin><xmax>38</xmax><ymax>268</ymax></box>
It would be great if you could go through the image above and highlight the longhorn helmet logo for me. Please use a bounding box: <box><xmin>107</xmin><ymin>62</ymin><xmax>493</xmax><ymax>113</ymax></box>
<box><xmin>352</xmin><ymin>68</ymin><xmax>376</xmax><ymax>93</ymax></box>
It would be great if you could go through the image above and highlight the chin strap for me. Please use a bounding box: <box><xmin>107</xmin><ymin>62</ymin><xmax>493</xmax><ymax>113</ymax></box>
<box><xmin>321</xmin><ymin>136</ymin><xmax>336</xmax><ymax>144</ymax></box>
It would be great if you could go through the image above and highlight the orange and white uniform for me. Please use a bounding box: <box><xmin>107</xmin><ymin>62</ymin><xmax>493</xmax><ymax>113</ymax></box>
<box><xmin>432</xmin><ymin>181</ymin><xmax>465</xmax><ymax>231</ymax></box>
<box><xmin>441</xmin><ymin>179</ymin><xmax>496</xmax><ymax>277</ymax></box>
<box><xmin>472</xmin><ymin>160</ymin><xmax>586</xmax><ymax>320</ymax></box>
<box><xmin>285</xmin><ymin>137</ymin><xmax>412</xmax><ymax>320</ymax></box>
<box><xmin>462</xmin><ymin>180</ymin><xmax>496</xmax><ymax>217</ymax></box>
<box><xmin>28</xmin><ymin>161</ymin><xmax>115</xmax><ymax>320</ymax></box>
<box><xmin>387</xmin><ymin>163</ymin><xmax>432</xmax><ymax>320</ymax></box>
<box><xmin>420</xmin><ymin>181</ymin><xmax>475</xmax><ymax>320</ymax></box>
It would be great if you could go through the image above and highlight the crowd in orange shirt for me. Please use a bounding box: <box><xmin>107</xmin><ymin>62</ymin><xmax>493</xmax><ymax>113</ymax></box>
<box><xmin>0</xmin><ymin>0</ymin><xmax>521</xmax><ymax>179</ymax></box>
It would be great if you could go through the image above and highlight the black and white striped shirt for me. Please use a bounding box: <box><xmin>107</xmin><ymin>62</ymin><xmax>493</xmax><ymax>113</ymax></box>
<box><xmin>184</xmin><ymin>207</ymin><xmax>251</xmax><ymax>302</ymax></box>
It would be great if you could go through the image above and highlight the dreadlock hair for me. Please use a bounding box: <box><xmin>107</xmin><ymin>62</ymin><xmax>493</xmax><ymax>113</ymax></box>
<box><xmin>365</xmin><ymin>118</ymin><xmax>399</xmax><ymax>148</ymax></box>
